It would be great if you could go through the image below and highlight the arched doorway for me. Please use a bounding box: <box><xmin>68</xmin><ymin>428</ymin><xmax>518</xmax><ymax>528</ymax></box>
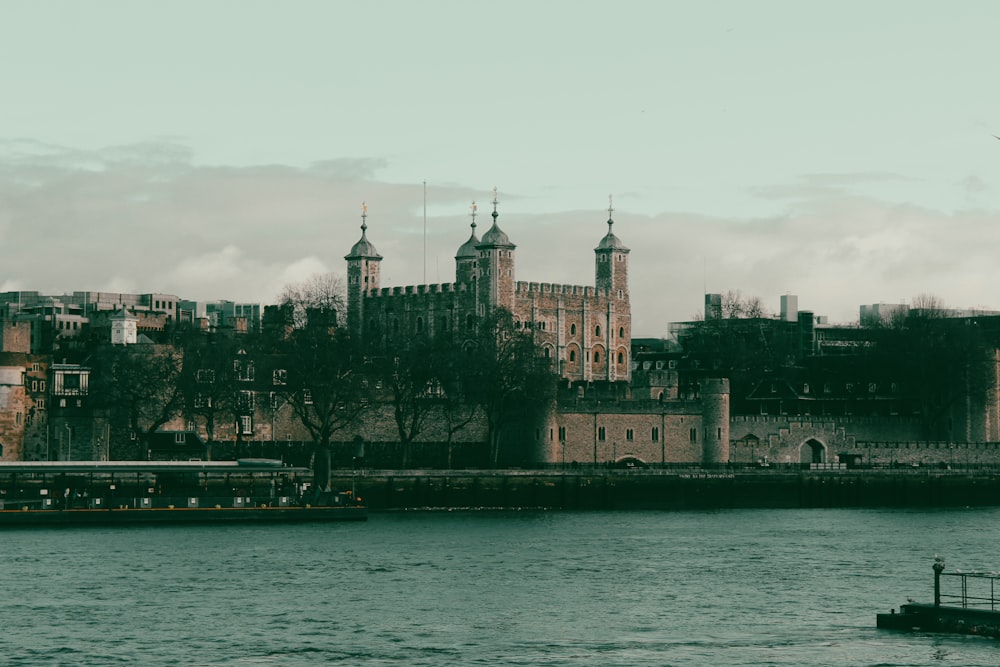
<box><xmin>800</xmin><ymin>438</ymin><xmax>825</xmax><ymax>464</ymax></box>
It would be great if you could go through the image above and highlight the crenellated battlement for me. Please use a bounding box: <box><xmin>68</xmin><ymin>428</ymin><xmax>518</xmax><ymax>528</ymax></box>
<box><xmin>515</xmin><ymin>281</ymin><xmax>609</xmax><ymax>298</ymax></box>
<box><xmin>367</xmin><ymin>283</ymin><xmax>464</xmax><ymax>299</ymax></box>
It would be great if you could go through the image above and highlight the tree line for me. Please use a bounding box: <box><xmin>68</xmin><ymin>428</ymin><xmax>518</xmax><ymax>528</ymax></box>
<box><xmin>73</xmin><ymin>274</ymin><xmax>555</xmax><ymax>486</ymax></box>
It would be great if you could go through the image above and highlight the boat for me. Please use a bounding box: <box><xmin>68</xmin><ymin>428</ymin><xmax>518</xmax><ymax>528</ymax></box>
<box><xmin>0</xmin><ymin>460</ymin><xmax>367</xmax><ymax>526</ymax></box>
<box><xmin>877</xmin><ymin>556</ymin><xmax>1000</xmax><ymax>638</ymax></box>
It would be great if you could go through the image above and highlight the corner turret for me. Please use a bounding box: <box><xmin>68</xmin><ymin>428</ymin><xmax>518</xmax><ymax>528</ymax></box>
<box><xmin>455</xmin><ymin>201</ymin><xmax>481</xmax><ymax>286</ymax></box>
<box><xmin>475</xmin><ymin>188</ymin><xmax>516</xmax><ymax>314</ymax></box>
<box><xmin>345</xmin><ymin>202</ymin><xmax>382</xmax><ymax>339</ymax></box>
<box><xmin>595</xmin><ymin>194</ymin><xmax>630</xmax><ymax>296</ymax></box>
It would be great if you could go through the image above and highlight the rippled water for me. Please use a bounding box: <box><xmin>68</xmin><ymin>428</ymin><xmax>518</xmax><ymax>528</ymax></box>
<box><xmin>1</xmin><ymin>508</ymin><xmax>998</xmax><ymax>666</ymax></box>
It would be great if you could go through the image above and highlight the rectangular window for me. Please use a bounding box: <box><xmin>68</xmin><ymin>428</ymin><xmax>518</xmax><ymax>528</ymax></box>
<box><xmin>548</xmin><ymin>428</ymin><xmax>553</xmax><ymax>441</ymax></box>
<box><xmin>303</xmin><ymin>389</ymin><xmax>313</xmax><ymax>405</ymax></box>
<box><xmin>598</xmin><ymin>426</ymin><xmax>606</xmax><ymax>442</ymax></box>
<box><xmin>236</xmin><ymin>390</ymin><xmax>254</xmax><ymax>411</ymax></box>
<box><xmin>36</xmin><ymin>398</ymin><xmax>45</xmax><ymax>409</ymax></box>
<box><xmin>269</xmin><ymin>392</ymin><xmax>279</xmax><ymax>409</ymax></box>
<box><xmin>626</xmin><ymin>428</ymin><xmax>634</xmax><ymax>442</ymax></box>
<box><xmin>31</xmin><ymin>380</ymin><xmax>37</xmax><ymax>392</ymax></box>
<box><xmin>196</xmin><ymin>369</ymin><xmax>215</xmax><ymax>384</ymax></box>
<box><xmin>272</xmin><ymin>369</ymin><xmax>287</xmax><ymax>385</ymax></box>
<box><xmin>240</xmin><ymin>415</ymin><xmax>253</xmax><ymax>435</ymax></box>
<box><xmin>174</xmin><ymin>433</ymin><xmax>186</xmax><ymax>444</ymax></box>
<box><xmin>652</xmin><ymin>427</ymin><xmax>659</xmax><ymax>442</ymax></box>
<box><xmin>690</xmin><ymin>428</ymin><xmax>697</xmax><ymax>443</ymax></box>
<box><xmin>558</xmin><ymin>426</ymin><xmax>566</xmax><ymax>441</ymax></box>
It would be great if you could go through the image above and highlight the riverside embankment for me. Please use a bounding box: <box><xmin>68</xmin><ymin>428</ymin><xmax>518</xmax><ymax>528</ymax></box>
<box><xmin>330</xmin><ymin>467</ymin><xmax>1000</xmax><ymax>510</ymax></box>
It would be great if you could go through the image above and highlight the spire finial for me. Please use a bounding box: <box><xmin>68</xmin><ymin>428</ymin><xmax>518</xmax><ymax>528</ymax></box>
<box><xmin>361</xmin><ymin>201</ymin><xmax>368</xmax><ymax>232</ymax></box>
<box><xmin>470</xmin><ymin>200</ymin><xmax>478</xmax><ymax>231</ymax></box>
<box><xmin>608</xmin><ymin>194</ymin><xmax>614</xmax><ymax>230</ymax></box>
<box><xmin>491</xmin><ymin>186</ymin><xmax>499</xmax><ymax>222</ymax></box>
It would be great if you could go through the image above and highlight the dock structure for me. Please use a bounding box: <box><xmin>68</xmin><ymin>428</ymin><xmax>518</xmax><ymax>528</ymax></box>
<box><xmin>877</xmin><ymin>557</ymin><xmax>1000</xmax><ymax>638</ymax></box>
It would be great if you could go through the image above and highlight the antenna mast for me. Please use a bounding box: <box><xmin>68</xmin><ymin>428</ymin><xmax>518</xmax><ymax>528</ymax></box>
<box><xmin>423</xmin><ymin>180</ymin><xmax>427</xmax><ymax>284</ymax></box>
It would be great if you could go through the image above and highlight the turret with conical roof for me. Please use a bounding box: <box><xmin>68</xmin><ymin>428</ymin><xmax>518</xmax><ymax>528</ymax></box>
<box><xmin>595</xmin><ymin>195</ymin><xmax>630</xmax><ymax>296</ymax></box>
<box><xmin>455</xmin><ymin>201</ymin><xmax>481</xmax><ymax>285</ymax></box>
<box><xmin>345</xmin><ymin>203</ymin><xmax>382</xmax><ymax>339</ymax></box>
<box><xmin>475</xmin><ymin>188</ymin><xmax>516</xmax><ymax>313</ymax></box>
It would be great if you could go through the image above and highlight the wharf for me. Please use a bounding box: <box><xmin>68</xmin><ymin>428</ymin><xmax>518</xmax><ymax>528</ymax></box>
<box><xmin>329</xmin><ymin>467</ymin><xmax>1000</xmax><ymax>511</ymax></box>
<box><xmin>877</xmin><ymin>558</ymin><xmax>1000</xmax><ymax>638</ymax></box>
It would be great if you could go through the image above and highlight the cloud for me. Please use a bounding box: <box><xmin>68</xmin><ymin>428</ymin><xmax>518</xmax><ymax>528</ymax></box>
<box><xmin>2</xmin><ymin>142</ymin><xmax>1000</xmax><ymax>338</ymax></box>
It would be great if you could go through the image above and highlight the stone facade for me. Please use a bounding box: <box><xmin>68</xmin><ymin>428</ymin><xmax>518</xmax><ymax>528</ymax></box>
<box><xmin>345</xmin><ymin>197</ymin><xmax>632</xmax><ymax>383</ymax></box>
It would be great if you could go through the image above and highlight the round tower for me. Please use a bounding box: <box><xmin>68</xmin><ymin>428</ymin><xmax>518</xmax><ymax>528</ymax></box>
<box><xmin>475</xmin><ymin>188</ymin><xmax>516</xmax><ymax>314</ymax></box>
<box><xmin>344</xmin><ymin>203</ymin><xmax>382</xmax><ymax>340</ymax></box>
<box><xmin>455</xmin><ymin>200</ymin><xmax>480</xmax><ymax>285</ymax></box>
<box><xmin>701</xmin><ymin>378</ymin><xmax>731</xmax><ymax>465</ymax></box>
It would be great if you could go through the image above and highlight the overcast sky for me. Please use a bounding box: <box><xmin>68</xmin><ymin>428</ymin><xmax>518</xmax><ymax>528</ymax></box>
<box><xmin>2</xmin><ymin>1</ymin><xmax>999</xmax><ymax>336</ymax></box>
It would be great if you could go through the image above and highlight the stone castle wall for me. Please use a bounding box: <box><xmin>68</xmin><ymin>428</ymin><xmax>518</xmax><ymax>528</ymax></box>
<box><xmin>727</xmin><ymin>414</ymin><xmax>1000</xmax><ymax>466</ymax></box>
<box><xmin>359</xmin><ymin>279</ymin><xmax>631</xmax><ymax>383</ymax></box>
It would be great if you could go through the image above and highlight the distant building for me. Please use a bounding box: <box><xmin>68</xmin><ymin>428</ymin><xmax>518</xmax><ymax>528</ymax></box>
<box><xmin>110</xmin><ymin>307</ymin><xmax>138</xmax><ymax>345</ymax></box>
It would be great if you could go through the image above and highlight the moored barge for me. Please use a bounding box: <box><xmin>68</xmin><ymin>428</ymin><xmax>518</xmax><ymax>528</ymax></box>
<box><xmin>0</xmin><ymin>460</ymin><xmax>366</xmax><ymax>526</ymax></box>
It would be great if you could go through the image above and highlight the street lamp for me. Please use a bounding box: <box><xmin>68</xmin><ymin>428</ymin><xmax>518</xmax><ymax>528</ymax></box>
<box><xmin>64</xmin><ymin>424</ymin><xmax>72</xmax><ymax>461</ymax></box>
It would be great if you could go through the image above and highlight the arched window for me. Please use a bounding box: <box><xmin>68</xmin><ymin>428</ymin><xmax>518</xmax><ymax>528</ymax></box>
<box><xmin>570</xmin><ymin>323</ymin><xmax>577</xmax><ymax>335</ymax></box>
<box><xmin>594</xmin><ymin>351</ymin><xmax>600</xmax><ymax>363</ymax></box>
<box><xmin>415</xmin><ymin>317</ymin><xmax>424</xmax><ymax>333</ymax></box>
<box><xmin>569</xmin><ymin>350</ymin><xmax>576</xmax><ymax>362</ymax></box>
<box><xmin>544</xmin><ymin>347</ymin><xmax>551</xmax><ymax>358</ymax></box>
<box><xmin>466</xmin><ymin>314</ymin><xmax>475</xmax><ymax>331</ymax></box>
<box><xmin>619</xmin><ymin>326</ymin><xmax>625</xmax><ymax>338</ymax></box>
<box><xmin>618</xmin><ymin>351</ymin><xmax>624</xmax><ymax>364</ymax></box>
<box><xmin>595</xmin><ymin>325</ymin><xmax>601</xmax><ymax>337</ymax></box>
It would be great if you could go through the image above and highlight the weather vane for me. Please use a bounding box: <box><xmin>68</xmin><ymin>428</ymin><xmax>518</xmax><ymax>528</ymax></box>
<box><xmin>361</xmin><ymin>201</ymin><xmax>368</xmax><ymax>230</ymax></box>
<box><xmin>470</xmin><ymin>200</ymin><xmax>478</xmax><ymax>229</ymax></box>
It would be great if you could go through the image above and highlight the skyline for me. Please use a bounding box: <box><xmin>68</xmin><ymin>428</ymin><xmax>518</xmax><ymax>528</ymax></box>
<box><xmin>2</xmin><ymin>1</ymin><xmax>1000</xmax><ymax>336</ymax></box>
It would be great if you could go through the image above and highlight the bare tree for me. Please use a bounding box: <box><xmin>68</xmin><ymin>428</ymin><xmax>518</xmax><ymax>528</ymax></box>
<box><xmin>177</xmin><ymin>334</ymin><xmax>240</xmax><ymax>460</ymax></box>
<box><xmin>464</xmin><ymin>309</ymin><xmax>557</xmax><ymax>467</ymax></box>
<box><xmin>277</xmin><ymin>272</ymin><xmax>347</xmax><ymax>329</ymax></box>
<box><xmin>89</xmin><ymin>343</ymin><xmax>185</xmax><ymax>458</ymax></box>
<box><xmin>721</xmin><ymin>290</ymin><xmax>769</xmax><ymax>319</ymax></box>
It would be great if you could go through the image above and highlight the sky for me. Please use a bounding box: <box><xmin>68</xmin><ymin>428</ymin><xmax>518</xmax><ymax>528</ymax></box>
<box><xmin>1</xmin><ymin>1</ymin><xmax>999</xmax><ymax>337</ymax></box>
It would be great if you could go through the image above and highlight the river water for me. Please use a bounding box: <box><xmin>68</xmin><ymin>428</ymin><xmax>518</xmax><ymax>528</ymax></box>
<box><xmin>2</xmin><ymin>508</ymin><xmax>998</xmax><ymax>666</ymax></box>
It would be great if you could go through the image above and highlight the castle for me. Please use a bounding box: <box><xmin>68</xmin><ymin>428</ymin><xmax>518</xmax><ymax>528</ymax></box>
<box><xmin>345</xmin><ymin>191</ymin><xmax>632</xmax><ymax>383</ymax></box>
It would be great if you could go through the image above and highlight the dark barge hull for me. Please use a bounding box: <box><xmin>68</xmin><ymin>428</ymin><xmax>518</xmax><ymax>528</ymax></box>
<box><xmin>878</xmin><ymin>603</ymin><xmax>1000</xmax><ymax>638</ymax></box>
<box><xmin>0</xmin><ymin>505</ymin><xmax>367</xmax><ymax>526</ymax></box>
